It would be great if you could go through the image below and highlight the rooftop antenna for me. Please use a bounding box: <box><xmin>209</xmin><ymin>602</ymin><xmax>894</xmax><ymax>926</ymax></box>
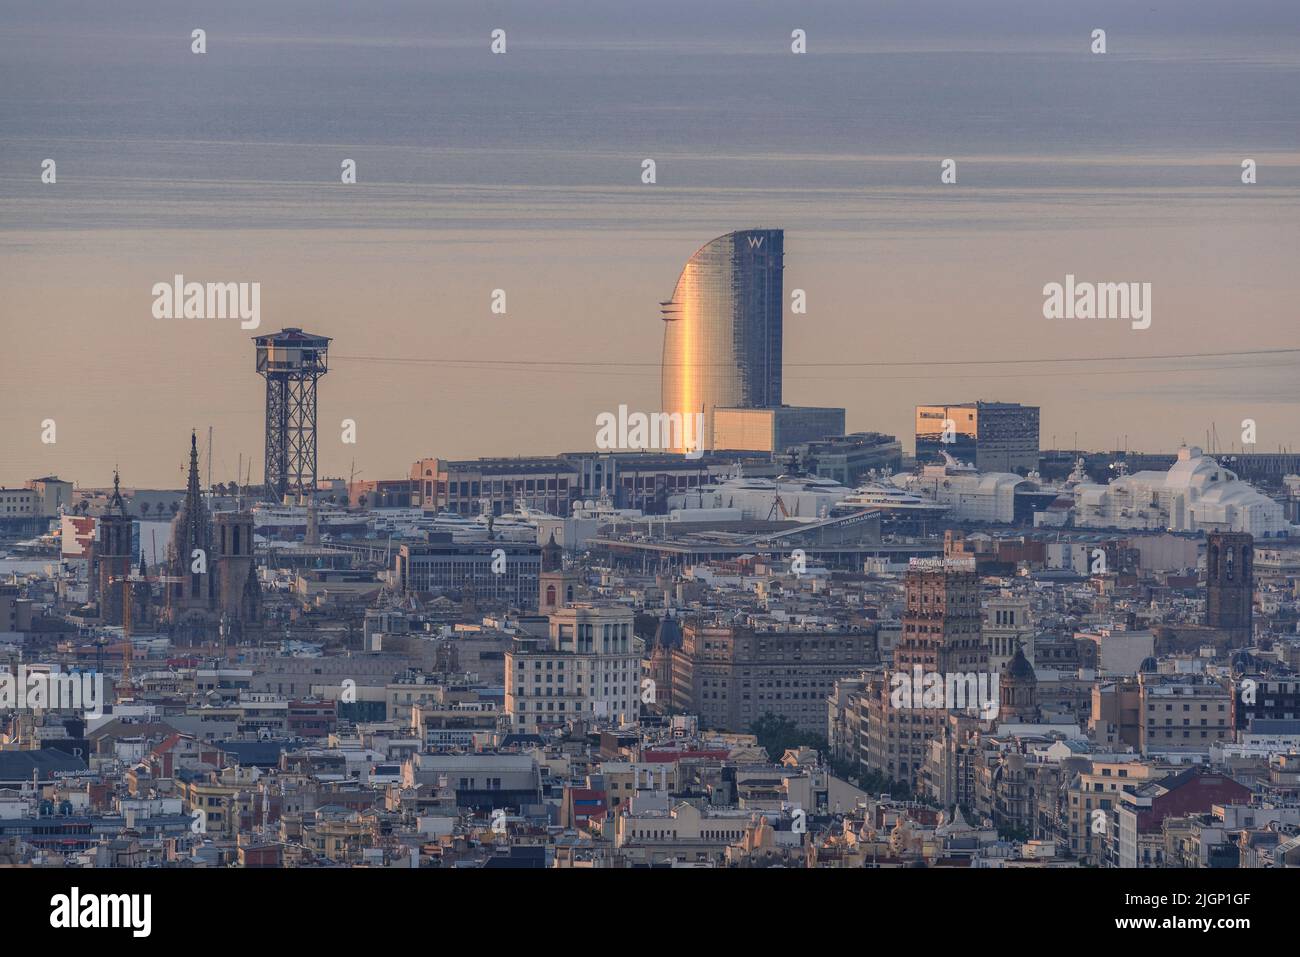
<box><xmin>206</xmin><ymin>426</ymin><xmax>213</xmax><ymax>495</ymax></box>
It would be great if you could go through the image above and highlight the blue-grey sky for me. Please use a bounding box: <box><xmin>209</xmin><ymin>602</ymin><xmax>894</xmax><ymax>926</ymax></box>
<box><xmin>2</xmin><ymin>0</ymin><xmax>1298</xmax><ymax>487</ymax></box>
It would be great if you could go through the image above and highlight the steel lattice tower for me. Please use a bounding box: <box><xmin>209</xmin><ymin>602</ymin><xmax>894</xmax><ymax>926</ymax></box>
<box><xmin>254</xmin><ymin>328</ymin><xmax>331</xmax><ymax>503</ymax></box>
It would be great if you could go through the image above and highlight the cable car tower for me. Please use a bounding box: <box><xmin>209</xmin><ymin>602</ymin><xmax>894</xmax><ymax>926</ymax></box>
<box><xmin>254</xmin><ymin>328</ymin><xmax>331</xmax><ymax>504</ymax></box>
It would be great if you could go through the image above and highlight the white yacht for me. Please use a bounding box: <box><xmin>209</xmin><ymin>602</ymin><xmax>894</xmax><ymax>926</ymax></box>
<box><xmin>252</xmin><ymin>503</ymin><xmax>368</xmax><ymax>538</ymax></box>
<box><xmin>668</xmin><ymin>472</ymin><xmax>852</xmax><ymax>522</ymax></box>
<box><xmin>10</xmin><ymin>529</ymin><xmax>62</xmax><ymax>556</ymax></box>
<box><xmin>570</xmin><ymin>498</ymin><xmax>642</xmax><ymax>523</ymax></box>
<box><xmin>368</xmin><ymin>503</ymin><xmax>545</xmax><ymax>543</ymax></box>
<box><xmin>476</xmin><ymin>506</ymin><xmax>545</xmax><ymax>542</ymax></box>
<box><xmin>834</xmin><ymin>482</ymin><xmax>949</xmax><ymax>516</ymax></box>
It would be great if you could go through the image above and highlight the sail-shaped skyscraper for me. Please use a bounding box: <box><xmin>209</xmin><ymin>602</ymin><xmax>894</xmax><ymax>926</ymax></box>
<box><xmin>659</xmin><ymin>229</ymin><xmax>784</xmax><ymax>452</ymax></box>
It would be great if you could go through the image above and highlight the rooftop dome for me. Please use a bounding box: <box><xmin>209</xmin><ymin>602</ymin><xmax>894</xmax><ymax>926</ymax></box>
<box><xmin>1003</xmin><ymin>642</ymin><xmax>1036</xmax><ymax>681</ymax></box>
<box><xmin>653</xmin><ymin>615</ymin><xmax>683</xmax><ymax>651</ymax></box>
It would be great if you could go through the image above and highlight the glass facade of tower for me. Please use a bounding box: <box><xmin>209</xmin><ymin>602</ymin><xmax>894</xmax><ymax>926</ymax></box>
<box><xmin>915</xmin><ymin>401</ymin><xmax>1040</xmax><ymax>474</ymax></box>
<box><xmin>660</xmin><ymin>229</ymin><xmax>784</xmax><ymax>452</ymax></box>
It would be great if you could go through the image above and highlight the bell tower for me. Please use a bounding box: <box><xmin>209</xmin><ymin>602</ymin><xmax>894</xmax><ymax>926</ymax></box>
<box><xmin>215</xmin><ymin>510</ymin><xmax>259</xmax><ymax>634</ymax></box>
<box><xmin>1206</xmin><ymin>531</ymin><xmax>1253</xmax><ymax>646</ymax></box>
<box><xmin>97</xmin><ymin>471</ymin><xmax>133</xmax><ymax>625</ymax></box>
<box><xmin>538</xmin><ymin>530</ymin><xmax>575</xmax><ymax>614</ymax></box>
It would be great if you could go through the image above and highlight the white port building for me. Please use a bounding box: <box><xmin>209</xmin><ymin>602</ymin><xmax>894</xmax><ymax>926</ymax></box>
<box><xmin>1072</xmin><ymin>446</ymin><xmax>1295</xmax><ymax>537</ymax></box>
<box><xmin>892</xmin><ymin>456</ymin><xmax>1031</xmax><ymax>524</ymax></box>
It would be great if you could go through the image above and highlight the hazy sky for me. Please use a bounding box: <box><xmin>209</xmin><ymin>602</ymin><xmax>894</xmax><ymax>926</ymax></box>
<box><xmin>2</xmin><ymin>0</ymin><xmax>1299</xmax><ymax>489</ymax></box>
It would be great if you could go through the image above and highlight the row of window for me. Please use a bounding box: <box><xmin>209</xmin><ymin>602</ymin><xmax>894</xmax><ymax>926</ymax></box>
<box><xmin>456</xmin><ymin>777</ymin><xmax>503</xmax><ymax>790</ymax></box>
<box><xmin>516</xmin><ymin>699</ymin><xmax>633</xmax><ymax>712</ymax></box>
<box><xmin>704</xmin><ymin>639</ymin><xmax>862</xmax><ymax>650</ymax></box>
<box><xmin>627</xmin><ymin>828</ymin><xmax>743</xmax><ymax>841</ymax></box>
<box><xmin>517</xmin><ymin>652</ymin><xmax>634</xmax><ymax>668</ymax></box>
<box><xmin>516</xmin><ymin>685</ymin><xmax>632</xmax><ymax>695</ymax></box>
<box><xmin>436</xmin><ymin>478</ymin><xmax>572</xmax><ymax>499</ymax></box>
<box><xmin>1148</xmin><ymin>703</ymin><xmax>1225</xmax><ymax>711</ymax></box>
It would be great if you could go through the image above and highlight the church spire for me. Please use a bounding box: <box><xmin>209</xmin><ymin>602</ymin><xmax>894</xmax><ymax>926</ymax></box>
<box><xmin>168</xmin><ymin>430</ymin><xmax>215</xmax><ymax>628</ymax></box>
<box><xmin>178</xmin><ymin>429</ymin><xmax>208</xmax><ymax>528</ymax></box>
<box><xmin>109</xmin><ymin>468</ymin><xmax>127</xmax><ymax>516</ymax></box>
<box><xmin>187</xmin><ymin>430</ymin><xmax>202</xmax><ymax>502</ymax></box>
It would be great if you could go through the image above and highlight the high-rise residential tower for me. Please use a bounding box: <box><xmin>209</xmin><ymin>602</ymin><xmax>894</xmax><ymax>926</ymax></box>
<box><xmin>660</xmin><ymin>229</ymin><xmax>784</xmax><ymax>452</ymax></box>
<box><xmin>866</xmin><ymin>558</ymin><xmax>989</xmax><ymax>790</ymax></box>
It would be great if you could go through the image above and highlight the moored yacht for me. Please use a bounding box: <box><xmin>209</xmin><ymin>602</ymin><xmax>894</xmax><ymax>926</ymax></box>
<box><xmin>833</xmin><ymin>482</ymin><xmax>949</xmax><ymax>516</ymax></box>
<box><xmin>668</xmin><ymin>471</ymin><xmax>852</xmax><ymax>521</ymax></box>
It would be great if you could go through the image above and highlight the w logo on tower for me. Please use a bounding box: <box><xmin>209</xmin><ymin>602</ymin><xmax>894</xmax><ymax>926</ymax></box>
<box><xmin>747</xmin><ymin>235</ymin><xmax>764</xmax><ymax>249</ymax></box>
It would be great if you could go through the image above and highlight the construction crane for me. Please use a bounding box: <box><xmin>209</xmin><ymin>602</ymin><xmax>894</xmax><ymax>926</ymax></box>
<box><xmin>104</xmin><ymin>574</ymin><xmax>140</xmax><ymax>689</ymax></box>
<box><xmin>107</xmin><ymin>567</ymin><xmax>182</xmax><ymax>688</ymax></box>
<box><xmin>348</xmin><ymin>459</ymin><xmax>363</xmax><ymax>509</ymax></box>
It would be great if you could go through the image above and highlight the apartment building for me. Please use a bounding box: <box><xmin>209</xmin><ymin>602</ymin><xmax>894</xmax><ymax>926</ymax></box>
<box><xmin>671</xmin><ymin>617</ymin><xmax>878</xmax><ymax>734</ymax></box>
<box><xmin>1138</xmin><ymin>673</ymin><xmax>1232</xmax><ymax>755</ymax></box>
<box><xmin>505</xmin><ymin>604</ymin><xmax>644</xmax><ymax>732</ymax></box>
